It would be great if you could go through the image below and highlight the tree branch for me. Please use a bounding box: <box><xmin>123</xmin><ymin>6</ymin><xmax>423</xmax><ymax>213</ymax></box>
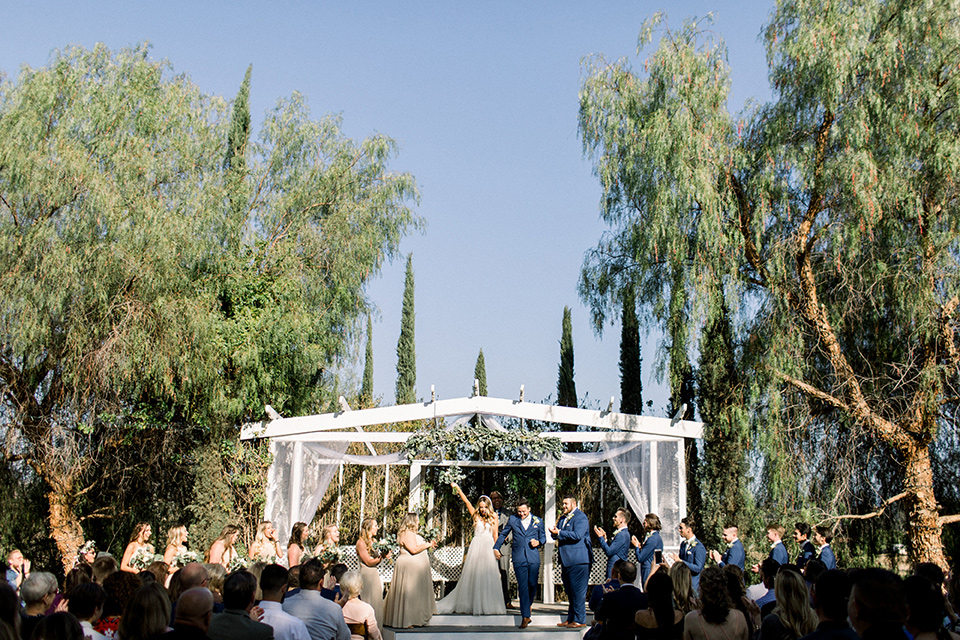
<box><xmin>775</xmin><ymin>370</ymin><xmax>849</xmax><ymax>411</ymax></box>
<box><xmin>820</xmin><ymin>491</ymin><xmax>910</xmax><ymax>523</ymax></box>
<box><xmin>939</xmin><ymin>514</ymin><xmax>960</xmax><ymax>525</ymax></box>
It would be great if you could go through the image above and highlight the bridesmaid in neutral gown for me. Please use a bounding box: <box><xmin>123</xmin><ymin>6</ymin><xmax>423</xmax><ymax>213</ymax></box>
<box><xmin>383</xmin><ymin>513</ymin><xmax>437</xmax><ymax>628</ymax></box>
<box><xmin>356</xmin><ymin>518</ymin><xmax>391</xmax><ymax>625</ymax></box>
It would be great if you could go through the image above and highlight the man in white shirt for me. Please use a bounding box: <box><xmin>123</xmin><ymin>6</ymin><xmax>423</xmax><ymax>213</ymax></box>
<box><xmin>282</xmin><ymin>559</ymin><xmax>350</xmax><ymax>640</ymax></box>
<box><xmin>259</xmin><ymin>565</ymin><xmax>310</xmax><ymax>640</ymax></box>
<box><xmin>67</xmin><ymin>582</ymin><xmax>108</xmax><ymax>640</ymax></box>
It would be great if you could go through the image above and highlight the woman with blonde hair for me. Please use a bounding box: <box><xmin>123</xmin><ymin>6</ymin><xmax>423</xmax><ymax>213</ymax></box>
<box><xmin>162</xmin><ymin>526</ymin><xmax>188</xmax><ymax>567</ymax></box>
<box><xmin>120</xmin><ymin>524</ymin><xmax>153</xmax><ymax>574</ymax></box>
<box><xmin>671</xmin><ymin>562</ymin><xmax>699</xmax><ymax>615</ymax></box>
<box><xmin>340</xmin><ymin>570</ymin><xmax>382</xmax><ymax>640</ymax></box>
<box><xmin>760</xmin><ymin>570</ymin><xmax>817</xmax><ymax>640</ymax></box>
<box><xmin>207</xmin><ymin>525</ymin><xmax>239</xmax><ymax>568</ymax></box>
<box><xmin>249</xmin><ymin>521</ymin><xmax>283</xmax><ymax>563</ymax></box>
<box><xmin>287</xmin><ymin>522</ymin><xmax>309</xmax><ymax>567</ymax></box>
<box><xmin>356</xmin><ymin>518</ymin><xmax>390</xmax><ymax>624</ymax></box>
<box><xmin>383</xmin><ymin>513</ymin><xmax>436</xmax><ymax>628</ymax></box>
<box><xmin>435</xmin><ymin>484</ymin><xmax>506</xmax><ymax>615</ymax></box>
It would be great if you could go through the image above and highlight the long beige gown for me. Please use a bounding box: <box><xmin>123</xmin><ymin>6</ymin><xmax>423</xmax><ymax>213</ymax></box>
<box><xmin>383</xmin><ymin>534</ymin><xmax>435</xmax><ymax>628</ymax></box>
<box><xmin>357</xmin><ymin>540</ymin><xmax>385</xmax><ymax>625</ymax></box>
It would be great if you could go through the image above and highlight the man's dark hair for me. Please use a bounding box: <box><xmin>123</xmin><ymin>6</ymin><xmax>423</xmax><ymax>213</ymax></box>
<box><xmin>92</xmin><ymin>556</ymin><xmax>118</xmax><ymax>583</ymax></box>
<box><xmin>794</xmin><ymin>523</ymin><xmax>811</xmax><ymax>538</ymax></box>
<box><xmin>299</xmin><ymin>559</ymin><xmax>324</xmax><ymax>589</ymax></box>
<box><xmin>331</xmin><ymin>564</ymin><xmax>348</xmax><ymax>582</ymax></box>
<box><xmin>222</xmin><ymin>571</ymin><xmax>258</xmax><ymax>610</ymax></box>
<box><xmin>616</xmin><ymin>508</ymin><xmax>632</xmax><ymax>525</ymax></box>
<box><xmin>260</xmin><ymin>564</ymin><xmax>289</xmax><ymax>594</ymax></box>
<box><xmin>563</xmin><ymin>494</ymin><xmax>577</xmax><ymax>503</ymax></box>
<box><xmin>681</xmin><ymin>516</ymin><xmax>695</xmax><ymax>530</ymax></box>
<box><xmin>850</xmin><ymin>568</ymin><xmax>907</xmax><ymax>628</ymax></box>
<box><xmin>804</xmin><ymin>559</ymin><xmax>827</xmax><ymax>584</ymax></box>
<box><xmin>287</xmin><ymin>565</ymin><xmax>301</xmax><ymax>589</ymax></box>
<box><xmin>611</xmin><ymin>559</ymin><xmax>624</xmax><ymax>579</ymax></box>
<box><xmin>813</xmin><ymin>570</ymin><xmax>851</xmax><ymax>622</ymax></box>
<box><xmin>516</xmin><ymin>498</ymin><xmax>531</xmax><ymax>509</ymax></box>
<box><xmin>814</xmin><ymin>526</ymin><xmax>834</xmax><ymax>544</ymax></box>
<box><xmin>913</xmin><ymin>562</ymin><xmax>944</xmax><ymax>585</ymax></box>
<box><xmin>760</xmin><ymin>558</ymin><xmax>781</xmax><ymax>581</ymax></box>
<box><xmin>619</xmin><ymin>561</ymin><xmax>638</xmax><ymax>584</ymax></box>
<box><xmin>67</xmin><ymin>582</ymin><xmax>107</xmax><ymax>620</ymax></box>
<box><xmin>32</xmin><ymin>612</ymin><xmax>83</xmax><ymax>640</ymax></box>
<box><xmin>904</xmin><ymin>575</ymin><xmax>946</xmax><ymax>633</ymax></box>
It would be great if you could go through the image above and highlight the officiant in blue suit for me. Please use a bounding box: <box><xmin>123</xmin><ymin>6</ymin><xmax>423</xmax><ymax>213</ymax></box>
<box><xmin>494</xmin><ymin>498</ymin><xmax>546</xmax><ymax>629</ymax></box>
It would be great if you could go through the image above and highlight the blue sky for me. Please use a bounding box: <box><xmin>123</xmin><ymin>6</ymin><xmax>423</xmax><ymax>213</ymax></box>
<box><xmin>1</xmin><ymin>1</ymin><xmax>773</xmax><ymax>416</ymax></box>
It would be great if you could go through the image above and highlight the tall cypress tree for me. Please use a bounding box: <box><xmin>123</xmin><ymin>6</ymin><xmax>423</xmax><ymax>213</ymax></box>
<box><xmin>395</xmin><ymin>255</ymin><xmax>416</xmax><ymax>404</ymax></box>
<box><xmin>361</xmin><ymin>315</ymin><xmax>374</xmax><ymax>406</ymax></box>
<box><xmin>619</xmin><ymin>287</ymin><xmax>643</xmax><ymax>414</ymax></box>
<box><xmin>474</xmin><ymin>349</ymin><xmax>488</xmax><ymax>396</ymax></box>
<box><xmin>557</xmin><ymin>306</ymin><xmax>578</xmax><ymax>410</ymax></box>
<box><xmin>223</xmin><ymin>65</ymin><xmax>252</xmax><ymax>239</ymax></box>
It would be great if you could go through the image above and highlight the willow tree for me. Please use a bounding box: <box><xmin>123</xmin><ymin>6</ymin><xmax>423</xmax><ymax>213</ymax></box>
<box><xmin>0</xmin><ymin>44</ymin><xmax>421</xmax><ymax>568</ymax></box>
<box><xmin>579</xmin><ymin>0</ymin><xmax>960</xmax><ymax>565</ymax></box>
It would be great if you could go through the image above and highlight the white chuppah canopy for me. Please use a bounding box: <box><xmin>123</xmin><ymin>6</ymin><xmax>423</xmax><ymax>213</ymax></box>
<box><xmin>241</xmin><ymin>394</ymin><xmax>703</xmax><ymax>602</ymax></box>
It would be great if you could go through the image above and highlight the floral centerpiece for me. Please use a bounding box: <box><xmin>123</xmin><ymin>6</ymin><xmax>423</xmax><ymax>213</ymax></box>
<box><xmin>173</xmin><ymin>550</ymin><xmax>200</xmax><ymax>568</ymax></box>
<box><xmin>130</xmin><ymin>545</ymin><xmax>158</xmax><ymax>571</ymax></box>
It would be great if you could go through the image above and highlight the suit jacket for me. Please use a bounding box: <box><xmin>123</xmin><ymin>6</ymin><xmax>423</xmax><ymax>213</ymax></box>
<box><xmin>208</xmin><ymin>609</ymin><xmax>274</xmax><ymax>640</ymax></box>
<box><xmin>598</xmin><ymin>527</ymin><xmax>631</xmax><ymax>578</ymax></box>
<box><xmin>818</xmin><ymin>545</ymin><xmax>837</xmax><ymax>570</ymax></box>
<box><xmin>796</xmin><ymin>541</ymin><xmax>816</xmax><ymax>568</ymax></box>
<box><xmin>589</xmin><ymin>579</ymin><xmax>620</xmax><ymax>613</ymax></box>
<box><xmin>555</xmin><ymin>508</ymin><xmax>591</xmax><ymax>567</ymax></box>
<box><xmin>720</xmin><ymin>539</ymin><xmax>746</xmax><ymax>570</ymax></box>
<box><xmin>635</xmin><ymin>531</ymin><xmax>663</xmax><ymax>573</ymax></box>
<box><xmin>595</xmin><ymin>584</ymin><xmax>648</xmax><ymax>639</ymax></box>
<box><xmin>678</xmin><ymin>537</ymin><xmax>706</xmax><ymax>578</ymax></box>
<box><xmin>495</xmin><ymin>508</ymin><xmax>512</xmax><ymax>570</ymax></box>
<box><xmin>495</xmin><ymin>514</ymin><xmax>545</xmax><ymax>566</ymax></box>
<box><xmin>770</xmin><ymin>541</ymin><xmax>789</xmax><ymax>565</ymax></box>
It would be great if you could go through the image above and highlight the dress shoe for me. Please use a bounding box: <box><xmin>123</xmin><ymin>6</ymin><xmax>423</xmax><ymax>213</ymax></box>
<box><xmin>568</xmin><ymin>623</ymin><xmax>587</xmax><ymax>629</ymax></box>
<box><xmin>518</xmin><ymin>618</ymin><xmax>531</xmax><ymax>629</ymax></box>
<box><xmin>557</xmin><ymin>621</ymin><xmax>571</xmax><ymax>627</ymax></box>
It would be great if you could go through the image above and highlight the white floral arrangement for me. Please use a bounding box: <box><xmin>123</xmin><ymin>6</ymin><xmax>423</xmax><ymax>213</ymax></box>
<box><xmin>227</xmin><ymin>556</ymin><xmax>249</xmax><ymax>572</ymax></box>
<box><xmin>373</xmin><ymin>534</ymin><xmax>397</xmax><ymax>558</ymax></box>
<box><xmin>318</xmin><ymin>546</ymin><xmax>341</xmax><ymax>566</ymax></box>
<box><xmin>130</xmin><ymin>545</ymin><xmax>158</xmax><ymax>571</ymax></box>
<box><xmin>438</xmin><ymin>465</ymin><xmax>464</xmax><ymax>491</ymax></box>
<box><xmin>173</xmin><ymin>550</ymin><xmax>200</xmax><ymax>567</ymax></box>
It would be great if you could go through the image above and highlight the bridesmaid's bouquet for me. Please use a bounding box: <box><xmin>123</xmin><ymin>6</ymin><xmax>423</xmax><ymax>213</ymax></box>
<box><xmin>421</xmin><ymin>526</ymin><xmax>441</xmax><ymax>544</ymax></box>
<box><xmin>172</xmin><ymin>550</ymin><xmax>200</xmax><ymax>568</ymax></box>
<box><xmin>373</xmin><ymin>534</ymin><xmax>397</xmax><ymax>558</ymax></box>
<box><xmin>130</xmin><ymin>546</ymin><xmax>158</xmax><ymax>571</ymax></box>
<box><xmin>228</xmin><ymin>556</ymin><xmax>249</xmax><ymax>572</ymax></box>
<box><xmin>318</xmin><ymin>546</ymin><xmax>341</xmax><ymax>566</ymax></box>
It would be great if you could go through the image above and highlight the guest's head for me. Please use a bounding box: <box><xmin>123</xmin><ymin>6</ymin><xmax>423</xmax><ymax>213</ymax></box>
<box><xmin>699</xmin><ymin>567</ymin><xmax>733</xmax><ymax>624</ymax></box>
<box><xmin>92</xmin><ymin>556</ymin><xmax>119</xmax><ymax>584</ymax></box>
<box><xmin>32</xmin><ymin>612</ymin><xmax>84</xmax><ymax>640</ymax></box>
<box><xmin>101</xmin><ymin>571</ymin><xmax>142</xmax><ymax>617</ymax></box>
<box><xmin>222</xmin><ymin>571</ymin><xmax>257</xmax><ymax>612</ymax></box>
<box><xmin>339</xmin><ymin>571</ymin><xmax>363</xmax><ymax>600</ymax></box>
<box><xmin>803</xmin><ymin>558</ymin><xmax>826</xmax><ymax>584</ymax></box>
<box><xmin>611</xmin><ymin>559</ymin><xmax>624</xmax><ymax>581</ymax></box>
<box><xmin>65</xmin><ymin>565</ymin><xmax>94</xmax><ymax>594</ymax></box>
<box><xmin>619</xmin><ymin>561</ymin><xmax>638</xmax><ymax>585</ymax></box>
<box><xmin>144</xmin><ymin>562</ymin><xmax>169</xmax><ymax>587</ymax></box>
<box><xmin>246</xmin><ymin>562</ymin><xmax>266</xmax><ymax>600</ymax></box>
<box><xmin>913</xmin><ymin>563</ymin><xmax>944</xmax><ymax>587</ymax></box>
<box><xmin>723</xmin><ymin>565</ymin><xmax>746</xmax><ymax>602</ymax></box>
<box><xmin>847</xmin><ymin>568</ymin><xmax>907</xmax><ymax>636</ymax></box>
<box><xmin>331</xmin><ymin>564</ymin><xmax>348</xmax><ymax>584</ymax></box>
<box><xmin>203</xmin><ymin>563</ymin><xmax>225</xmax><ymax>596</ymax></box>
<box><xmin>67</xmin><ymin>582</ymin><xmax>107</xmax><ymax>624</ymax></box>
<box><xmin>259</xmin><ymin>565</ymin><xmax>288</xmax><ymax>603</ymax></box>
<box><xmin>811</xmin><ymin>570</ymin><xmax>851</xmax><ymax>623</ymax></box>
<box><xmin>167</xmin><ymin>571</ymin><xmax>183</xmax><ymax>604</ymax></box>
<box><xmin>287</xmin><ymin>565</ymin><xmax>301</xmax><ymax>590</ymax></box>
<box><xmin>117</xmin><ymin>583</ymin><xmax>170</xmax><ymax>640</ymax></box>
<box><xmin>760</xmin><ymin>557</ymin><xmax>781</xmax><ymax>588</ymax></box>
<box><xmin>0</xmin><ymin>582</ymin><xmax>21</xmax><ymax>637</ymax></box>
<box><xmin>904</xmin><ymin>575</ymin><xmax>948</xmax><ymax>635</ymax></box>
<box><xmin>21</xmin><ymin>572</ymin><xmax>58</xmax><ymax>614</ymax></box>
<box><xmin>669</xmin><ymin>562</ymin><xmax>695</xmax><ymax>614</ymax></box>
<box><xmin>646</xmin><ymin>572</ymin><xmax>676</xmax><ymax>627</ymax></box>
<box><xmin>644</xmin><ymin>514</ymin><xmax>662</xmax><ymax>532</ymax></box>
<box><xmin>173</xmin><ymin>588</ymin><xmax>214</xmax><ymax>632</ymax></box>
<box><xmin>772</xmin><ymin>567</ymin><xmax>817</xmax><ymax>638</ymax></box>
<box><xmin>299</xmin><ymin>559</ymin><xmax>325</xmax><ymax>591</ymax></box>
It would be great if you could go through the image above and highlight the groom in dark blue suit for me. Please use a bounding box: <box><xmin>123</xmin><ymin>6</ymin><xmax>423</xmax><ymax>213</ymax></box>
<box><xmin>549</xmin><ymin>495</ymin><xmax>591</xmax><ymax>629</ymax></box>
<box><xmin>494</xmin><ymin>498</ymin><xmax>545</xmax><ymax>629</ymax></box>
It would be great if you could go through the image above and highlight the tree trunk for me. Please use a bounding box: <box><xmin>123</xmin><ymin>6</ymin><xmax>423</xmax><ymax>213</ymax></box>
<box><xmin>901</xmin><ymin>440</ymin><xmax>947</xmax><ymax>569</ymax></box>
<box><xmin>47</xmin><ymin>480</ymin><xmax>85</xmax><ymax>573</ymax></box>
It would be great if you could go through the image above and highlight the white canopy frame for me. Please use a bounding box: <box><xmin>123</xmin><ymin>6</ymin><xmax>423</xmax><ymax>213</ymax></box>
<box><xmin>242</xmin><ymin>393</ymin><xmax>703</xmax><ymax>603</ymax></box>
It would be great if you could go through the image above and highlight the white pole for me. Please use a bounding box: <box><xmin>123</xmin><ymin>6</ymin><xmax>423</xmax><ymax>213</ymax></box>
<box><xmin>409</xmin><ymin>462</ymin><xmax>423</xmax><ymax>512</ymax></box>
<box><xmin>382</xmin><ymin>464</ymin><xmax>390</xmax><ymax>529</ymax></box>
<box><xmin>544</xmin><ymin>461</ymin><xmax>557</xmax><ymax>605</ymax></box>
<box><xmin>427</xmin><ymin>487</ymin><xmax>435</xmax><ymax>528</ymax></box>
<box><xmin>649</xmin><ymin>441</ymin><xmax>659</xmax><ymax>517</ymax></box>
<box><xmin>291</xmin><ymin>442</ymin><xmax>304</xmax><ymax>525</ymax></box>
<box><xmin>336</xmin><ymin>462</ymin><xmax>344</xmax><ymax>529</ymax></box>
<box><xmin>360</xmin><ymin>470</ymin><xmax>367</xmax><ymax>528</ymax></box>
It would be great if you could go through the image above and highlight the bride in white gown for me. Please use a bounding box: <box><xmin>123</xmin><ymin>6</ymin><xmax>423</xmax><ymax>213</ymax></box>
<box><xmin>436</xmin><ymin>484</ymin><xmax>507</xmax><ymax>615</ymax></box>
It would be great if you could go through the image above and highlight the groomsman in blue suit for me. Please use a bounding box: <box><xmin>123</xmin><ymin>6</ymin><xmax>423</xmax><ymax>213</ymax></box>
<box><xmin>813</xmin><ymin>526</ymin><xmax>837</xmax><ymax>570</ymax></box>
<box><xmin>549</xmin><ymin>495</ymin><xmax>591</xmax><ymax>629</ymax></box>
<box><xmin>669</xmin><ymin>517</ymin><xmax>706</xmax><ymax>592</ymax></box>
<box><xmin>631</xmin><ymin>513</ymin><xmax>664</xmax><ymax>587</ymax></box>
<box><xmin>494</xmin><ymin>498</ymin><xmax>546</xmax><ymax>629</ymax></box>
<box><xmin>752</xmin><ymin>523</ymin><xmax>789</xmax><ymax>574</ymax></box>
<box><xmin>594</xmin><ymin>508</ymin><xmax>632</xmax><ymax>580</ymax></box>
<box><xmin>709</xmin><ymin>525</ymin><xmax>745</xmax><ymax>571</ymax></box>
<box><xmin>793</xmin><ymin>523</ymin><xmax>817</xmax><ymax>570</ymax></box>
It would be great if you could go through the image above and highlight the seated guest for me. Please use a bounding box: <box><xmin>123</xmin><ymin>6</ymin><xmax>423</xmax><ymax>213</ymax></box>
<box><xmin>92</xmin><ymin>558</ymin><xmax>119</xmax><ymax>585</ymax></box>
<box><xmin>846</xmin><ymin>569</ymin><xmax>908</xmax><ymax>640</ymax></box>
<box><xmin>1</xmin><ymin>582</ymin><xmax>22</xmax><ymax>639</ymax></box>
<box><xmin>286</xmin><ymin>568</ymin><xmax>301</xmax><ymax>598</ymax></box>
<box><xmin>683</xmin><ymin>567</ymin><xmax>749</xmax><ymax>640</ymax></box>
<box><xmin>66</xmin><ymin>566</ymin><xmax>95</xmax><ymax>595</ymax></box>
<box><xmin>760</xmin><ymin>570</ymin><xmax>817</xmax><ymax>640</ymax></box>
<box><xmin>281</xmin><ymin>559</ymin><xmax>350</xmax><ymax>640</ymax></box>
<box><xmin>258</xmin><ymin>565</ymin><xmax>309</xmax><ymax>640</ymax></box>
<box><xmin>723</xmin><ymin>566</ymin><xmax>756</xmax><ymax>640</ymax></box>
<box><xmin>812</xmin><ymin>529</ymin><xmax>836</xmax><ymax>571</ymax></box>
<box><xmin>339</xmin><ymin>571</ymin><xmax>381</xmax><ymax>640</ymax></box>
<box><xmin>163</xmin><ymin>588</ymin><xmax>214</xmax><ymax>640</ymax></box>
<box><xmin>117</xmin><ymin>583</ymin><xmax>171</xmax><ymax>640</ymax></box>
<box><xmin>903</xmin><ymin>575</ymin><xmax>960</xmax><ymax>640</ymax></box>
<box><xmin>67</xmin><ymin>582</ymin><xmax>108</xmax><ymax>640</ymax></box>
<box><xmin>670</xmin><ymin>563</ymin><xmax>699</xmax><ymax>616</ymax></box>
<box><xmin>32</xmin><ymin>612</ymin><xmax>84</xmax><ymax>640</ymax></box>
<box><xmin>20</xmin><ymin>572</ymin><xmax>59</xmax><ymax>640</ymax></box>
<box><xmin>207</xmin><ymin>572</ymin><xmax>273</xmax><ymax>640</ymax></box>
<box><xmin>751</xmin><ymin>559</ymin><xmax>781</xmax><ymax>613</ymax></box>
<box><xmin>636</xmin><ymin>572</ymin><xmax>684</xmax><ymax>640</ymax></box>
<box><xmin>802</xmin><ymin>560</ymin><xmax>826</xmax><ymax>591</ymax></box>
<box><xmin>95</xmin><ymin>571</ymin><xmax>142</xmax><ymax>639</ymax></box>
<box><xmin>799</xmin><ymin>570</ymin><xmax>857</xmax><ymax>640</ymax></box>
<box><xmin>320</xmin><ymin>566</ymin><xmax>347</xmax><ymax>602</ymax></box>
<box><xmin>590</xmin><ymin>560</ymin><xmax>623</xmax><ymax>613</ymax></box>
<box><xmin>595</xmin><ymin>561</ymin><xmax>647</xmax><ymax>640</ymax></box>
<box><xmin>202</xmin><ymin>565</ymin><xmax>225</xmax><ymax>608</ymax></box>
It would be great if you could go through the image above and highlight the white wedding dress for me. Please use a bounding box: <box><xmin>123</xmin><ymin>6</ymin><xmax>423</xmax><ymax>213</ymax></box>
<box><xmin>436</xmin><ymin>520</ymin><xmax>507</xmax><ymax>615</ymax></box>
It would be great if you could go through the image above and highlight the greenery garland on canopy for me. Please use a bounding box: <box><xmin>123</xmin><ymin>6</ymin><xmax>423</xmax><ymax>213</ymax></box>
<box><xmin>404</xmin><ymin>421</ymin><xmax>563</xmax><ymax>465</ymax></box>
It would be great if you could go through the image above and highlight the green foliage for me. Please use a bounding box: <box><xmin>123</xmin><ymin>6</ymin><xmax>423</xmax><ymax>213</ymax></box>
<box><xmin>396</xmin><ymin>254</ymin><xmax>417</xmax><ymax>404</ymax></box>
<box><xmin>618</xmin><ymin>287</ymin><xmax>643</xmax><ymax>414</ymax></box>
<box><xmin>474</xmin><ymin>349</ymin><xmax>488</xmax><ymax>396</ymax></box>
<box><xmin>557</xmin><ymin>307</ymin><xmax>578</xmax><ymax>410</ymax></box>
<box><xmin>361</xmin><ymin>316</ymin><xmax>374</xmax><ymax>406</ymax></box>
<box><xmin>578</xmin><ymin>0</ymin><xmax>960</xmax><ymax>562</ymax></box>
<box><xmin>405</xmin><ymin>421</ymin><xmax>562</xmax><ymax>463</ymax></box>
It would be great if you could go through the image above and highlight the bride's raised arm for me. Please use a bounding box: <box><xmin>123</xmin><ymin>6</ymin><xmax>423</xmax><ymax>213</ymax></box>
<box><xmin>451</xmin><ymin>484</ymin><xmax>477</xmax><ymax>519</ymax></box>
